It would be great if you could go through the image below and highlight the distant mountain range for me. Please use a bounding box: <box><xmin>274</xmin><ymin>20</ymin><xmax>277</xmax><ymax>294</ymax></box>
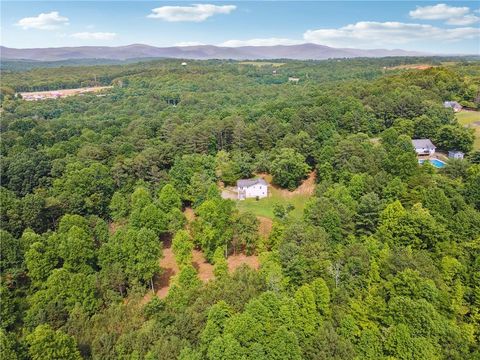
<box><xmin>0</xmin><ymin>43</ymin><xmax>428</xmax><ymax>61</ymax></box>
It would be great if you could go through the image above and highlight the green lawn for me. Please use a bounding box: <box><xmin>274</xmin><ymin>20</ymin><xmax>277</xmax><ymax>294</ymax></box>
<box><xmin>236</xmin><ymin>185</ymin><xmax>312</xmax><ymax>219</ymax></box>
<box><xmin>456</xmin><ymin>111</ymin><xmax>480</xmax><ymax>150</ymax></box>
<box><xmin>456</xmin><ymin>111</ymin><xmax>480</xmax><ymax>125</ymax></box>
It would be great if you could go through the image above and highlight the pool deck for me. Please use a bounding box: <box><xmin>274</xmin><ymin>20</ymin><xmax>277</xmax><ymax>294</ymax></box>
<box><xmin>417</xmin><ymin>152</ymin><xmax>448</xmax><ymax>162</ymax></box>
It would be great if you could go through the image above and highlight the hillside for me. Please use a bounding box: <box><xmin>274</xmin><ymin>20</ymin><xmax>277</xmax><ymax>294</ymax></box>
<box><xmin>1</xmin><ymin>58</ymin><xmax>480</xmax><ymax>359</ymax></box>
<box><xmin>0</xmin><ymin>43</ymin><xmax>427</xmax><ymax>61</ymax></box>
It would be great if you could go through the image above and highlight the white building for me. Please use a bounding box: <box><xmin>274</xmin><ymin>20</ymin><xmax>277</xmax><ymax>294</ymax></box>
<box><xmin>443</xmin><ymin>101</ymin><xmax>462</xmax><ymax>112</ymax></box>
<box><xmin>412</xmin><ymin>139</ymin><xmax>436</xmax><ymax>155</ymax></box>
<box><xmin>237</xmin><ymin>178</ymin><xmax>268</xmax><ymax>200</ymax></box>
<box><xmin>448</xmin><ymin>150</ymin><xmax>464</xmax><ymax>159</ymax></box>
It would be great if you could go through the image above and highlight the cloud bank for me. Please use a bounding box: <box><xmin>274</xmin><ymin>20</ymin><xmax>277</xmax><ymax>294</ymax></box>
<box><xmin>303</xmin><ymin>21</ymin><xmax>480</xmax><ymax>47</ymax></box>
<box><xmin>409</xmin><ymin>3</ymin><xmax>479</xmax><ymax>25</ymax></box>
<box><xmin>148</xmin><ymin>4</ymin><xmax>236</xmax><ymax>22</ymax></box>
<box><xmin>16</xmin><ymin>11</ymin><xmax>69</xmax><ymax>30</ymax></box>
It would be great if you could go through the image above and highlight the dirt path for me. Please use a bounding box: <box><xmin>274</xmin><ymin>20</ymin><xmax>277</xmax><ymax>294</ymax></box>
<box><xmin>257</xmin><ymin>216</ymin><xmax>273</xmax><ymax>238</ymax></box>
<box><xmin>192</xmin><ymin>250</ymin><xmax>214</xmax><ymax>282</ymax></box>
<box><xmin>156</xmin><ymin>245</ymin><xmax>179</xmax><ymax>299</ymax></box>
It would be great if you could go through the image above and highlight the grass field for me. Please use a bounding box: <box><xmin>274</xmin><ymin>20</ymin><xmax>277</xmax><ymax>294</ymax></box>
<box><xmin>456</xmin><ymin>111</ymin><xmax>480</xmax><ymax>150</ymax></box>
<box><xmin>236</xmin><ymin>173</ymin><xmax>315</xmax><ymax>219</ymax></box>
<box><xmin>236</xmin><ymin>190</ymin><xmax>310</xmax><ymax>219</ymax></box>
<box><xmin>239</xmin><ymin>61</ymin><xmax>285</xmax><ymax>67</ymax></box>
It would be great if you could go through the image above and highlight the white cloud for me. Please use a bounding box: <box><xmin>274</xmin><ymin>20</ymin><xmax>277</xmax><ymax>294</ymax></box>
<box><xmin>303</xmin><ymin>21</ymin><xmax>480</xmax><ymax>48</ymax></box>
<box><xmin>446</xmin><ymin>14</ymin><xmax>479</xmax><ymax>26</ymax></box>
<box><xmin>409</xmin><ymin>4</ymin><xmax>470</xmax><ymax>20</ymax></box>
<box><xmin>147</xmin><ymin>4</ymin><xmax>236</xmax><ymax>22</ymax></box>
<box><xmin>71</xmin><ymin>32</ymin><xmax>117</xmax><ymax>40</ymax></box>
<box><xmin>219</xmin><ymin>38</ymin><xmax>303</xmax><ymax>47</ymax></box>
<box><xmin>16</xmin><ymin>11</ymin><xmax>69</xmax><ymax>30</ymax></box>
<box><xmin>409</xmin><ymin>4</ymin><xmax>479</xmax><ymax>26</ymax></box>
<box><xmin>175</xmin><ymin>41</ymin><xmax>206</xmax><ymax>47</ymax></box>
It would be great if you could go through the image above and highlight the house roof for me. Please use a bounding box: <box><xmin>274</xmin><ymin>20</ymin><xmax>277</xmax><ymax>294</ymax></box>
<box><xmin>237</xmin><ymin>178</ymin><xmax>268</xmax><ymax>187</ymax></box>
<box><xmin>448</xmin><ymin>150</ymin><xmax>464</xmax><ymax>154</ymax></box>
<box><xmin>444</xmin><ymin>101</ymin><xmax>462</xmax><ymax>108</ymax></box>
<box><xmin>412</xmin><ymin>139</ymin><xmax>436</xmax><ymax>149</ymax></box>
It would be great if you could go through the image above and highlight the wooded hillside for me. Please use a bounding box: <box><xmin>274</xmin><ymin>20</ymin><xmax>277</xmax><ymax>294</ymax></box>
<box><xmin>1</xmin><ymin>58</ymin><xmax>479</xmax><ymax>359</ymax></box>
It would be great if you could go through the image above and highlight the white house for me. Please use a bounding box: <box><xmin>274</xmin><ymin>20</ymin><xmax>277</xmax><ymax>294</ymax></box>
<box><xmin>448</xmin><ymin>150</ymin><xmax>464</xmax><ymax>159</ymax></box>
<box><xmin>412</xmin><ymin>139</ymin><xmax>436</xmax><ymax>155</ymax></box>
<box><xmin>443</xmin><ymin>101</ymin><xmax>462</xmax><ymax>112</ymax></box>
<box><xmin>237</xmin><ymin>178</ymin><xmax>268</xmax><ymax>200</ymax></box>
<box><xmin>288</xmin><ymin>77</ymin><xmax>300</xmax><ymax>83</ymax></box>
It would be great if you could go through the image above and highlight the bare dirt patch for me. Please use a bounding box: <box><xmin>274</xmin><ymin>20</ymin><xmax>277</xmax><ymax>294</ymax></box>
<box><xmin>386</xmin><ymin>64</ymin><xmax>433</xmax><ymax>70</ymax></box>
<box><xmin>271</xmin><ymin>171</ymin><xmax>316</xmax><ymax>198</ymax></box>
<box><xmin>20</xmin><ymin>86</ymin><xmax>113</xmax><ymax>100</ymax></box>
<box><xmin>221</xmin><ymin>189</ymin><xmax>238</xmax><ymax>200</ymax></box>
<box><xmin>192</xmin><ymin>249</ymin><xmax>215</xmax><ymax>282</ymax></box>
<box><xmin>257</xmin><ymin>216</ymin><xmax>273</xmax><ymax>238</ymax></box>
<box><xmin>108</xmin><ymin>221</ymin><xmax>124</xmax><ymax>235</ymax></box>
<box><xmin>155</xmin><ymin>238</ymin><xmax>179</xmax><ymax>299</ymax></box>
<box><xmin>227</xmin><ymin>254</ymin><xmax>260</xmax><ymax>272</ymax></box>
<box><xmin>148</xmin><ymin>238</ymin><xmax>258</xmax><ymax>300</ymax></box>
<box><xmin>184</xmin><ymin>207</ymin><xmax>195</xmax><ymax>222</ymax></box>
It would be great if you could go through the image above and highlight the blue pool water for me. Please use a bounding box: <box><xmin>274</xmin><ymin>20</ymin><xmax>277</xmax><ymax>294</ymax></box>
<box><xmin>418</xmin><ymin>159</ymin><xmax>446</xmax><ymax>168</ymax></box>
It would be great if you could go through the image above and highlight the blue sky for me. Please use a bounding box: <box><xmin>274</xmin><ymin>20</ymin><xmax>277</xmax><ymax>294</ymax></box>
<box><xmin>1</xmin><ymin>1</ymin><xmax>479</xmax><ymax>53</ymax></box>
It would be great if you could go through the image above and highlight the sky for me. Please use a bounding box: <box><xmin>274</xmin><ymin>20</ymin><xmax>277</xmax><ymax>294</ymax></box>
<box><xmin>1</xmin><ymin>1</ymin><xmax>479</xmax><ymax>54</ymax></box>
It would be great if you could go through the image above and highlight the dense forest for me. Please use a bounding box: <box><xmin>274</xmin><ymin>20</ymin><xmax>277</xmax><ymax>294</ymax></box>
<box><xmin>1</xmin><ymin>57</ymin><xmax>480</xmax><ymax>359</ymax></box>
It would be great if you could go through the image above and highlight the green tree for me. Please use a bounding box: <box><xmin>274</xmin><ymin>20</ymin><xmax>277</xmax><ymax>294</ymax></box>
<box><xmin>25</xmin><ymin>240</ymin><xmax>58</xmax><ymax>286</ymax></box>
<box><xmin>271</xmin><ymin>148</ymin><xmax>310</xmax><ymax>190</ymax></box>
<box><xmin>233</xmin><ymin>212</ymin><xmax>259</xmax><ymax>255</ymax></box>
<box><xmin>435</xmin><ymin>124</ymin><xmax>474</xmax><ymax>153</ymax></box>
<box><xmin>172</xmin><ymin>230</ymin><xmax>193</xmax><ymax>268</ymax></box>
<box><xmin>53</xmin><ymin>162</ymin><xmax>114</xmax><ymax>216</ymax></box>
<box><xmin>310</xmin><ymin>278</ymin><xmax>331</xmax><ymax>317</ymax></box>
<box><xmin>157</xmin><ymin>183</ymin><xmax>182</xmax><ymax>212</ymax></box>
<box><xmin>354</xmin><ymin>192</ymin><xmax>382</xmax><ymax>236</ymax></box>
<box><xmin>0</xmin><ymin>230</ymin><xmax>22</xmax><ymax>274</ymax></box>
<box><xmin>109</xmin><ymin>191</ymin><xmax>130</xmax><ymax>221</ymax></box>
<box><xmin>26</xmin><ymin>324</ymin><xmax>82</xmax><ymax>360</ymax></box>
<box><xmin>213</xmin><ymin>247</ymin><xmax>229</xmax><ymax>279</ymax></box>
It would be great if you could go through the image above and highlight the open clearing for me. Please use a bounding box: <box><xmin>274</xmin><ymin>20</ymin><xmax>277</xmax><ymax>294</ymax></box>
<box><xmin>153</xmin><ymin>240</ymin><xmax>259</xmax><ymax>299</ymax></box>
<box><xmin>456</xmin><ymin>110</ymin><xmax>480</xmax><ymax>150</ymax></box>
<box><xmin>239</xmin><ymin>61</ymin><xmax>285</xmax><ymax>67</ymax></box>
<box><xmin>20</xmin><ymin>86</ymin><xmax>113</xmax><ymax>100</ymax></box>
<box><xmin>386</xmin><ymin>64</ymin><xmax>433</xmax><ymax>70</ymax></box>
<box><xmin>237</xmin><ymin>172</ymin><xmax>315</xmax><ymax>219</ymax></box>
<box><xmin>147</xmin><ymin>208</ymin><xmax>259</xmax><ymax>300</ymax></box>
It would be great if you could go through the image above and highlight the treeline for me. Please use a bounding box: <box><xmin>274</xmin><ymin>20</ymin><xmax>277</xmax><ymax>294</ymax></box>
<box><xmin>0</xmin><ymin>57</ymin><xmax>479</xmax><ymax>359</ymax></box>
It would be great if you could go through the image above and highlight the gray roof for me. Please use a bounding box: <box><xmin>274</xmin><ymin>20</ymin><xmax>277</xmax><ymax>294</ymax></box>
<box><xmin>412</xmin><ymin>139</ymin><xmax>436</xmax><ymax>149</ymax></box>
<box><xmin>444</xmin><ymin>101</ymin><xmax>462</xmax><ymax>108</ymax></box>
<box><xmin>237</xmin><ymin>178</ymin><xmax>268</xmax><ymax>187</ymax></box>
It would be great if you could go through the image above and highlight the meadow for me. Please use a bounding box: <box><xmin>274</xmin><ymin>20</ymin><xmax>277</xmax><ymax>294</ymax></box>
<box><xmin>457</xmin><ymin>110</ymin><xmax>480</xmax><ymax>150</ymax></box>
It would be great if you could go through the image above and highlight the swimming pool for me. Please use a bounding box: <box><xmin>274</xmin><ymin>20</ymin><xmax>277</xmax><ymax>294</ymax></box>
<box><xmin>418</xmin><ymin>159</ymin><xmax>446</xmax><ymax>168</ymax></box>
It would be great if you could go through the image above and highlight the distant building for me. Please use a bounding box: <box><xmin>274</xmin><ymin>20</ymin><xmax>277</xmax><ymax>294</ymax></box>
<box><xmin>237</xmin><ymin>178</ymin><xmax>268</xmax><ymax>200</ymax></box>
<box><xmin>272</xmin><ymin>70</ymin><xmax>277</xmax><ymax>75</ymax></box>
<box><xmin>181</xmin><ymin>62</ymin><xmax>187</xmax><ymax>66</ymax></box>
<box><xmin>443</xmin><ymin>101</ymin><xmax>462</xmax><ymax>112</ymax></box>
<box><xmin>448</xmin><ymin>150</ymin><xmax>464</xmax><ymax>159</ymax></box>
<box><xmin>288</xmin><ymin>77</ymin><xmax>300</xmax><ymax>83</ymax></box>
<box><xmin>412</xmin><ymin>139</ymin><xmax>436</xmax><ymax>155</ymax></box>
